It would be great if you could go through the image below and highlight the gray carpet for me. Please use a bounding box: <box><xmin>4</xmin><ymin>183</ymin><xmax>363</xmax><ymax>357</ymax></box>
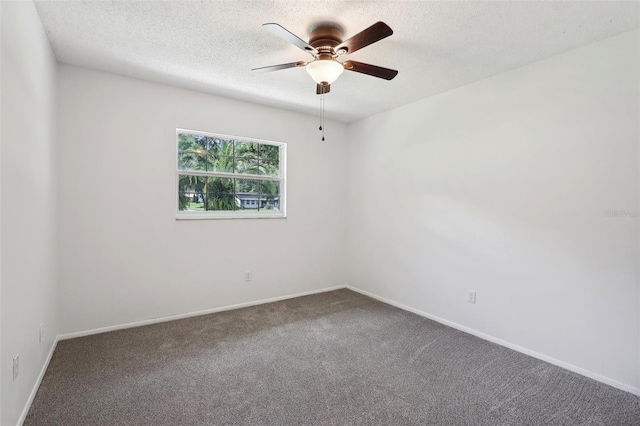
<box><xmin>26</xmin><ymin>289</ymin><xmax>640</xmax><ymax>425</ymax></box>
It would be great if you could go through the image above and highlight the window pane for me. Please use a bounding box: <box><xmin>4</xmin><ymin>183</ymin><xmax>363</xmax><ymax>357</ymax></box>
<box><xmin>177</xmin><ymin>133</ymin><xmax>208</xmax><ymax>171</ymax></box>
<box><xmin>234</xmin><ymin>141</ymin><xmax>258</xmax><ymax>157</ymax></box>
<box><xmin>178</xmin><ymin>175</ymin><xmax>206</xmax><ymax>211</ymax></box>
<box><xmin>259</xmin><ymin>180</ymin><xmax>281</xmax><ymax>211</ymax></box>
<box><xmin>236</xmin><ymin>178</ymin><xmax>259</xmax><ymax>210</ymax></box>
<box><xmin>259</xmin><ymin>144</ymin><xmax>280</xmax><ymax>161</ymax></box>
<box><xmin>259</xmin><ymin>159</ymin><xmax>279</xmax><ymax>177</ymax></box>
<box><xmin>207</xmin><ymin>137</ymin><xmax>233</xmax><ymax>157</ymax></box>
<box><xmin>205</xmin><ymin>177</ymin><xmax>235</xmax><ymax>211</ymax></box>
<box><xmin>234</xmin><ymin>156</ymin><xmax>259</xmax><ymax>175</ymax></box>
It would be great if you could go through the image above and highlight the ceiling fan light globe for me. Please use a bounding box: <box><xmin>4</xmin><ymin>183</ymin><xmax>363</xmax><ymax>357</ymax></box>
<box><xmin>306</xmin><ymin>60</ymin><xmax>344</xmax><ymax>85</ymax></box>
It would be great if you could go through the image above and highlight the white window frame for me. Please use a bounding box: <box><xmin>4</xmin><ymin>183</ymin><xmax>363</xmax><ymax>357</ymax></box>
<box><xmin>176</xmin><ymin>128</ymin><xmax>287</xmax><ymax>220</ymax></box>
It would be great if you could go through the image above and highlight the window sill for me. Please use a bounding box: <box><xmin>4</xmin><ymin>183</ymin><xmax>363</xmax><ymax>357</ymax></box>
<box><xmin>176</xmin><ymin>212</ymin><xmax>286</xmax><ymax>220</ymax></box>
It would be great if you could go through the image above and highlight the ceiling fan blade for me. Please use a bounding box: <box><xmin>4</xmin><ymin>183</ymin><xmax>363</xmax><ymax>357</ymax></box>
<box><xmin>343</xmin><ymin>60</ymin><xmax>398</xmax><ymax>80</ymax></box>
<box><xmin>263</xmin><ymin>23</ymin><xmax>318</xmax><ymax>56</ymax></box>
<box><xmin>252</xmin><ymin>61</ymin><xmax>307</xmax><ymax>72</ymax></box>
<box><xmin>336</xmin><ymin>22</ymin><xmax>393</xmax><ymax>55</ymax></box>
<box><xmin>316</xmin><ymin>83</ymin><xmax>330</xmax><ymax>95</ymax></box>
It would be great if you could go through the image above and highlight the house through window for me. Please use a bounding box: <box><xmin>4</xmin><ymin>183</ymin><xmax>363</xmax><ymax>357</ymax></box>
<box><xmin>176</xmin><ymin>129</ymin><xmax>286</xmax><ymax>219</ymax></box>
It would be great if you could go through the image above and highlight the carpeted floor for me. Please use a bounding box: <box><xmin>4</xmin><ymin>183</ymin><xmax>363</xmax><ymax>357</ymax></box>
<box><xmin>26</xmin><ymin>289</ymin><xmax>640</xmax><ymax>425</ymax></box>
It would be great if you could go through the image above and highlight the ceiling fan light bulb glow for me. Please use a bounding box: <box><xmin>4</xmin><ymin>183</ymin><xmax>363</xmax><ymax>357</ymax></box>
<box><xmin>306</xmin><ymin>60</ymin><xmax>344</xmax><ymax>85</ymax></box>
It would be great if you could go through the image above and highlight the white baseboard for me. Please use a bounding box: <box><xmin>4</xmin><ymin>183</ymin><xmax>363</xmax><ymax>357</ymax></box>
<box><xmin>345</xmin><ymin>284</ymin><xmax>640</xmax><ymax>397</ymax></box>
<box><xmin>17</xmin><ymin>337</ymin><xmax>59</xmax><ymax>426</ymax></box>
<box><xmin>58</xmin><ymin>285</ymin><xmax>347</xmax><ymax>341</ymax></box>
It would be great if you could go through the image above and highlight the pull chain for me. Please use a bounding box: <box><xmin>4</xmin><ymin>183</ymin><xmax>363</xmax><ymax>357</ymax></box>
<box><xmin>319</xmin><ymin>91</ymin><xmax>325</xmax><ymax>141</ymax></box>
<box><xmin>322</xmin><ymin>92</ymin><xmax>325</xmax><ymax>141</ymax></box>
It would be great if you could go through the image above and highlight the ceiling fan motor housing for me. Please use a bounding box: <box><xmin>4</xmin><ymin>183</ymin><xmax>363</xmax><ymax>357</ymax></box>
<box><xmin>309</xmin><ymin>26</ymin><xmax>343</xmax><ymax>54</ymax></box>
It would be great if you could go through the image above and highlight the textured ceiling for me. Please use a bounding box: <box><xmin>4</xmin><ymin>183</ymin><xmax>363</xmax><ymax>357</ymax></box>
<box><xmin>34</xmin><ymin>1</ymin><xmax>639</xmax><ymax>123</ymax></box>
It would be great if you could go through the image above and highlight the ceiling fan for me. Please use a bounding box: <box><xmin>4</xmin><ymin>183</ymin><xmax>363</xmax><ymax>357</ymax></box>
<box><xmin>253</xmin><ymin>21</ymin><xmax>398</xmax><ymax>94</ymax></box>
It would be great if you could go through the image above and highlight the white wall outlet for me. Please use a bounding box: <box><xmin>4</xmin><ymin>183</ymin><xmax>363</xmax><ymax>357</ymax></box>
<box><xmin>245</xmin><ymin>271</ymin><xmax>252</xmax><ymax>282</ymax></box>
<box><xmin>39</xmin><ymin>323</ymin><xmax>44</xmax><ymax>343</ymax></box>
<box><xmin>13</xmin><ymin>354</ymin><xmax>19</xmax><ymax>381</ymax></box>
<box><xmin>468</xmin><ymin>290</ymin><xmax>477</xmax><ymax>304</ymax></box>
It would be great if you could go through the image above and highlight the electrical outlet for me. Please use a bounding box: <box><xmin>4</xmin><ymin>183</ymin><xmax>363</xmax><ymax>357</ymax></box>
<box><xmin>468</xmin><ymin>291</ymin><xmax>477</xmax><ymax>304</ymax></box>
<box><xmin>245</xmin><ymin>271</ymin><xmax>252</xmax><ymax>282</ymax></box>
<box><xmin>13</xmin><ymin>354</ymin><xmax>19</xmax><ymax>381</ymax></box>
<box><xmin>39</xmin><ymin>323</ymin><xmax>44</xmax><ymax>344</ymax></box>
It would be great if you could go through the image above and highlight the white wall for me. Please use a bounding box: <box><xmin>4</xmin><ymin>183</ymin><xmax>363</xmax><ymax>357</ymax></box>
<box><xmin>1</xmin><ymin>1</ymin><xmax>59</xmax><ymax>424</ymax></box>
<box><xmin>1</xmin><ymin>4</ymin><xmax>3</xmax><ymax>422</ymax></box>
<box><xmin>57</xmin><ymin>65</ymin><xmax>348</xmax><ymax>334</ymax></box>
<box><xmin>347</xmin><ymin>30</ymin><xmax>640</xmax><ymax>391</ymax></box>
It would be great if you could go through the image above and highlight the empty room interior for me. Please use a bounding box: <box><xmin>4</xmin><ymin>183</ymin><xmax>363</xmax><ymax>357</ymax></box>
<box><xmin>1</xmin><ymin>0</ymin><xmax>640</xmax><ymax>424</ymax></box>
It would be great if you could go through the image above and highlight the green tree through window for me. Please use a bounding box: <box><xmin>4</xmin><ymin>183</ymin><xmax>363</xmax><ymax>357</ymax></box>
<box><xmin>177</xmin><ymin>130</ymin><xmax>284</xmax><ymax>217</ymax></box>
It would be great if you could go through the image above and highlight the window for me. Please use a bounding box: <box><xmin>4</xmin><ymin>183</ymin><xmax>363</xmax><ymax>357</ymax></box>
<box><xmin>176</xmin><ymin>129</ymin><xmax>286</xmax><ymax>219</ymax></box>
